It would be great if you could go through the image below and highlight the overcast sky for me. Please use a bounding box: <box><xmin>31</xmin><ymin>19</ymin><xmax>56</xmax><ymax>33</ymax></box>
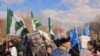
<box><xmin>0</xmin><ymin>0</ymin><xmax>100</xmax><ymax>31</ymax></box>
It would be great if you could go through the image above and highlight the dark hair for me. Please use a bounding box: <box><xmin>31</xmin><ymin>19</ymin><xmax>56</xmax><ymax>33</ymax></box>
<box><xmin>46</xmin><ymin>45</ymin><xmax>52</xmax><ymax>50</ymax></box>
<box><xmin>46</xmin><ymin>45</ymin><xmax>52</xmax><ymax>56</ymax></box>
<box><xmin>88</xmin><ymin>40</ymin><xmax>97</xmax><ymax>53</ymax></box>
<box><xmin>97</xmin><ymin>40</ymin><xmax>100</xmax><ymax>52</ymax></box>
<box><xmin>9</xmin><ymin>40</ymin><xmax>15</xmax><ymax>46</ymax></box>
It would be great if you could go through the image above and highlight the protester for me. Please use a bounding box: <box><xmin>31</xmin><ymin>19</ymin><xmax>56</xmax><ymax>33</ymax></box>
<box><xmin>16</xmin><ymin>37</ymin><xmax>24</xmax><ymax>56</ymax></box>
<box><xmin>80</xmin><ymin>40</ymin><xmax>100</xmax><ymax>56</ymax></box>
<box><xmin>5</xmin><ymin>46</ymin><xmax>11</xmax><ymax>56</ymax></box>
<box><xmin>0</xmin><ymin>42</ymin><xmax>3</xmax><ymax>56</ymax></box>
<box><xmin>80</xmin><ymin>47</ymin><xmax>92</xmax><ymax>56</ymax></box>
<box><xmin>96</xmin><ymin>40</ymin><xmax>100</xmax><ymax>52</ymax></box>
<box><xmin>8</xmin><ymin>40</ymin><xmax>17</xmax><ymax>56</ymax></box>
<box><xmin>52</xmin><ymin>37</ymin><xmax>71</xmax><ymax>56</ymax></box>
<box><xmin>25</xmin><ymin>42</ymin><xmax>33</xmax><ymax>56</ymax></box>
<box><xmin>0</xmin><ymin>41</ymin><xmax>11</xmax><ymax>56</ymax></box>
<box><xmin>87</xmin><ymin>40</ymin><xmax>99</xmax><ymax>56</ymax></box>
<box><xmin>46</xmin><ymin>45</ymin><xmax>52</xmax><ymax>56</ymax></box>
<box><xmin>23</xmin><ymin>35</ymin><xmax>32</xmax><ymax>56</ymax></box>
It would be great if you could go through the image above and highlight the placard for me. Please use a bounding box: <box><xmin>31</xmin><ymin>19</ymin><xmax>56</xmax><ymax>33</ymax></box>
<box><xmin>27</xmin><ymin>32</ymin><xmax>48</xmax><ymax>56</ymax></box>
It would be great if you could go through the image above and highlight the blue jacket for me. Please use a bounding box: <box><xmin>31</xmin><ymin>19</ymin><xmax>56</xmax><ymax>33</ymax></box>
<box><xmin>52</xmin><ymin>48</ymin><xmax>71</xmax><ymax>56</ymax></box>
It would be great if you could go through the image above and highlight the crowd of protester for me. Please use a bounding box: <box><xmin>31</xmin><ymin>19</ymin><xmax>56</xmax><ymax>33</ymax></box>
<box><xmin>0</xmin><ymin>36</ymin><xmax>100</xmax><ymax>56</ymax></box>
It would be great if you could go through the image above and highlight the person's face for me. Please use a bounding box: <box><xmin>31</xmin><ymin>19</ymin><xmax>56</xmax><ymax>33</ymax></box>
<box><xmin>47</xmin><ymin>47</ymin><xmax>52</xmax><ymax>54</ymax></box>
<box><xmin>17</xmin><ymin>38</ymin><xmax>21</xmax><ymax>42</ymax></box>
<box><xmin>9</xmin><ymin>42</ymin><xmax>13</xmax><ymax>46</ymax></box>
<box><xmin>87</xmin><ymin>43</ymin><xmax>93</xmax><ymax>51</ymax></box>
<box><xmin>63</xmin><ymin>41</ymin><xmax>70</xmax><ymax>48</ymax></box>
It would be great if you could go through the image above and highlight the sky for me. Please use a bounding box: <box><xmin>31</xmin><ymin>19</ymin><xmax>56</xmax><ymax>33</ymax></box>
<box><xmin>0</xmin><ymin>0</ymin><xmax>100</xmax><ymax>31</ymax></box>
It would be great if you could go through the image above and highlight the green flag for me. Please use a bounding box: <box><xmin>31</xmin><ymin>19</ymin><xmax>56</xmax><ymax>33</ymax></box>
<box><xmin>31</xmin><ymin>11</ymin><xmax>42</xmax><ymax>31</ymax></box>
<box><xmin>6</xmin><ymin>9</ymin><xmax>29</xmax><ymax>36</ymax></box>
<box><xmin>48</xmin><ymin>17</ymin><xmax>54</xmax><ymax>40</ymax></box>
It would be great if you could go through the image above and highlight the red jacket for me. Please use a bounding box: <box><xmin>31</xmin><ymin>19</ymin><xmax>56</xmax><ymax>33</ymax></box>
<box><xmin>92</xmin><ymin>53</ymin><xmax>98</xmax><ymax>56</ymax></box>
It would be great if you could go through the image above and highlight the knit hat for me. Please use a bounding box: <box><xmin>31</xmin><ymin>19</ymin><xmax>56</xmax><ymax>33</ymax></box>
<box><xmin>59</xmin><ymin>36</ymin><xmax>70</xmax><ymax>45</ymax></box>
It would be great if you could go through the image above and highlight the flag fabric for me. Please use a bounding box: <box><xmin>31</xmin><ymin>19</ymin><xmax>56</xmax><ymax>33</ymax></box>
<box><xmin>39</xmin><ymin>30</ymin><xmax>51</xmax><ymax>41</ymax></box>
<box><xmin>81</xmin><ymin>24</ymin><xmax>90</xmax><ymax>36</ymax></box>
<box><xmin>81</xmin><ymin>30</ymin><xmax>84</xmax><ymax>36</ymax></box>
<box><xmin>84</xmin><ymin>24</ymin><xmax>90</xmax><ymax>36</ymax></box>
<box><xmin>6</xmin><ymin>9</ymin><xmax>29</xmax><ymax>36</ymax></box>
<box><xmin>70</xmin><ymin>31</ymin><xmax>73</xmax><ymax>38</ymax></box>
<box><xmin>70</xmin><ymin>26</ymin><xmax>79</xmax><ymax>47</ymax></box>
<box><xmin>58</xmin><ymin>27</ymin><xmax>63</xmax><ymax>33</ymax></box>
<box><xmin>48</xmin><ymin>17</ymin><xmax>54</xmax><ymax>40</ymax></box>
<box><xmin>69</xmin><ymin>26</ymin><xmax>80</xmax><ymax>56</ymax></box>
<box><xmin>80</xmin><ymin>24</ymin><xmax>90</xmax><ymax>49</ymax></box>
<box><xmin>54</xmin><ymin>27</ymin><xmax>64</xmax><ymax>41</ymax></box>
<box><xmin>54</xmin><ymin>27</ymin><xmax>63</xmax><ymax>40</ymax></box>
<box><xmin>31</xmin><ymin>11</ymin><xmax>42</xmax><ymax>31</ymax></box>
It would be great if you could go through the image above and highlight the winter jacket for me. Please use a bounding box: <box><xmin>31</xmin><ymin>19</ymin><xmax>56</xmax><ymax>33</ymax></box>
<box><xmin>52</xmin><ymin>46</ymin><xmax>71</xmax><ymax>56</ymax></box>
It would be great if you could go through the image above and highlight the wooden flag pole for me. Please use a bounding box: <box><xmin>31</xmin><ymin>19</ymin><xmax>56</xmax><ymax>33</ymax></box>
<box><xmin>6</xmin><ymin>35</ymin><xmax>10</xmax><ymax>50</ymax></box>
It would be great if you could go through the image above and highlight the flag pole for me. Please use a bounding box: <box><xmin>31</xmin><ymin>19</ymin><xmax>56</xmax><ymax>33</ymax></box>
<box><xmin>6</xmin><ymin>5</ymin><xmax>9</xmax><ymax>50</ymax></box>
<box><xmin>6</xmin><ymin>35</ymin><xmax>9</xmax><ymax>51</ymax></box>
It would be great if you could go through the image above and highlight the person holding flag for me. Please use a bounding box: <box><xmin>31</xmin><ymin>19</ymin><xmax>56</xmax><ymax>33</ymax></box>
<box><xmin>80</xmin><ymin>24</ymin><xmax>100</xmax><ymax>56</ymax></box>
<box><xmin>6</xmin><ymin>8</ymin><xmax>29</xmax><ymax>56</ymax></box>
<box><xmin>69</xmin><ymin>26</ymin><xmax>80</xmax><ymax>56</ymax></box>
<box><xmin>24</xmin><ymin>11</ymin><xmax>50</xmax><ymax>56</ymax></box>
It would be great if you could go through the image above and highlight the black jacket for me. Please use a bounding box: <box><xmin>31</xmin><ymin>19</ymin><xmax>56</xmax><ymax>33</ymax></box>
<box><xmin>16</xmin><ymin>41</ymin><xmax>24</xmax><ymax>52</ymax></box>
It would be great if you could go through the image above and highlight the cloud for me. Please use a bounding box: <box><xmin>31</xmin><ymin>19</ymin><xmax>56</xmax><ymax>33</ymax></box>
<box><xmin>61</xmin><ymin>0</ymin><xmax>100</xmax><ymax>8</ymax></box>
<box><xmin>0</xmin><ymin>8</ymin><xmax>32</xmax><ymax>19</ymax></box>
<box><xmin>61</xmin><ymin>0</ymin><xmax>89</xmax><ymax>7</ymax></box>
<box><xmin>41</xmin><ymin>6</ymin><xmax>100</xmax><ymax>29</ymax></box>
<box><xmin>41</xmin><ymin>0</ymin><xmax>100</xmax><ymax>30</ymax></box>
<box><xmin>0</xmin><ymin>11</ymin><xmax>7</xmax><ymax>19</ymax></box>
<box><xmin>2</xmin><ymin>0</ymin><xmax>24</xmax><ymax>5</ymax></box>
<box><xmin>0</xmin><ymin>0</ymin><xmax>100</xmax><ymax>31</ymax></box>
<box><xmin>90</xmin><ymin>0</ymin><xmax>100</xmax><ymax>8</ymax></box>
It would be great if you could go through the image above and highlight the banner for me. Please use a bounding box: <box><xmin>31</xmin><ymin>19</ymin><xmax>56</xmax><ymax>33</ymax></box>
<box><xmin>80</xmin><ymin>36</ymin><xmax>90</xmax><ymax>48</ymax></box>
<box><xmin>27</xmin><ymin>32</ymin><xmax>48</xmax><ymax>56</ymax></box>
